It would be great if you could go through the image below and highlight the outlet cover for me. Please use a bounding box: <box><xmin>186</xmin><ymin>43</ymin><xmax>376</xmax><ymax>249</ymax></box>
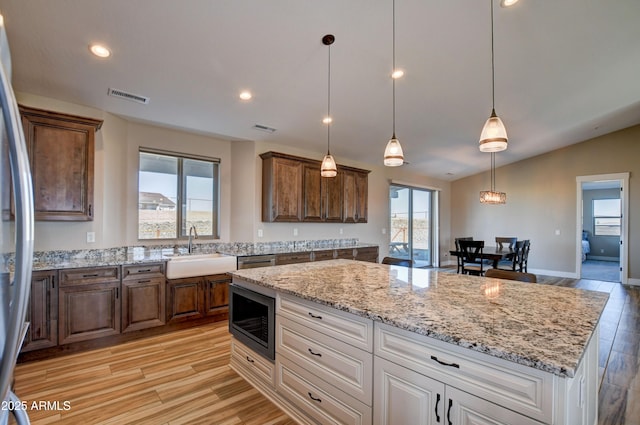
<box><xmin>86</xmin><ymin>231</ymin><xmax>96</xmax><ymax>243</ymax></box>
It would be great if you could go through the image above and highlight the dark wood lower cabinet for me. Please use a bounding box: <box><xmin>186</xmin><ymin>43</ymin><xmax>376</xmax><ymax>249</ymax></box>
<box><xmin>167</xmin><ymin>274</ymin><xmax>230</xmax><ymax>323</ymax></box>
<box><xmin>203</xmin><ymin>274</ymin><xmax>230</xmax><ymax>317</ymax></box>
<box><xmin>22</xmin><ymin>270</ymin><xmax>58</xmax><ymax>352</ymax></box>
<box><xmin>59</xmin><ymin>280</ymin><xmax>121</xmax><ymax>345</ymax></box>
<box><xmin>167</xmin><ymin>276</ymin><xmax>205</xmax><ymax>323</ymax></box>
<box><xmin>122</xmin><ymin>263</ymin><xmax>166</xmax><ymax>333</ymax></box>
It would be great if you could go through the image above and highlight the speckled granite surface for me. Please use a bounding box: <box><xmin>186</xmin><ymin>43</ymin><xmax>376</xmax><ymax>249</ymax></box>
<box><xmin>9</xmin><ymin>239</ymin><xmax>376</xmax><ymax>271</ymax></box>
<box><xmin>230</xmin><ymin>259</ymin><xmax>608</xmax><ymax>378</ymax></box>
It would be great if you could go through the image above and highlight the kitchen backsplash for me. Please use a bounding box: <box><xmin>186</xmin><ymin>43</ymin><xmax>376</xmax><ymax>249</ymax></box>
<box><xmin>4</xmin><ymin>238</ymin><xmax>364</xmax><ymax>267</ymax></box>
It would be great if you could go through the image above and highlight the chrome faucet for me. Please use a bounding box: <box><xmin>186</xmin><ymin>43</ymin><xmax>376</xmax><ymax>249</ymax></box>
<box><xmin>188</xmin><ymin>225</ymin><xmax>198</xmax><ymax>253</ymax></box>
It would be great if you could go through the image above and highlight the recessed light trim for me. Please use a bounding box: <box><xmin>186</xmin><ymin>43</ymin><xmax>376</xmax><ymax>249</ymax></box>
<box><xmin>239</xmin><ymin>91</ymin><xmax>252</xmax><ymax>100</ymax></box>
<box><xmin>89</xmin><ymin>43</ymin><xmax>111</xmax><ymax>58</ymax></box>
<box><xmin>322</xmin><ymin>117</ymin><xmax>332</xmax><ymax>124</ymax></box>
<box><xmin>391</xmin><ymin>69</ymin><xmax>404</xmax><ymax>79</ymax></box>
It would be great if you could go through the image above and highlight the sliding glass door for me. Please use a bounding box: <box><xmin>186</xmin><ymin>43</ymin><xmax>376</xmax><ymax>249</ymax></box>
<box><xmin>389</xmin><ymin>184</ymin><xmax>435</xmax><ymax>267</ymax></box>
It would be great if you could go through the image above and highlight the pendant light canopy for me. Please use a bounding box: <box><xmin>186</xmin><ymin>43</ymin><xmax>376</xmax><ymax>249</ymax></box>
<box><xmin>320</xmin><ymin>34</ymin><xmax>338</xmax><ymax>177</ymax></box>
<box><xmin>479</xmin><ymin>0</ymin><xmax>508</xmax><ymax>153</ymax></box>
<box><xmin>480</xmin><ymin>152</ymin><xmax>506</xmax><ymax>204</ymax></box>
<box><xmin>384</xmin><ymin>0</ymin><xmax>404</xmax><ymax>167</ymax></box>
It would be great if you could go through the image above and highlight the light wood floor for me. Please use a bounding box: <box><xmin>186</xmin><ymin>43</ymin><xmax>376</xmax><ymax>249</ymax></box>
<box><xmin>9</xmin><ymin>275</ymin><xmax>640</xmax><ymax>425</ymax></box>
<box><xmin>10</xmin><ymin>321</ymin><xmax>295</xmax><ymax>425</ymax></box>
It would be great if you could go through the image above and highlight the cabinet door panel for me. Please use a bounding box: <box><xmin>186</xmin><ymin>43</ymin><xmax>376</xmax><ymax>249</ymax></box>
<box><xmin>374</xmin><ymin>356</ymin><xmax>443</xmax><ymax>425</ymax></box>
<box><xmin>22</xmin><ymin>271</ymin><xmax>58</xmax><ymax>351</ymax></box>
<box><xmin>302</xmin><ymin>163</ymin><xmax>322</xmax><ymax>222</ymax></box>
<box><xmin>19</xmin><ymin>105</ymin><xmax>102</xmax><ymax>221</ymax></box>
<box><xmin>59</xmin><ymin>282</ymin><xmax>120</xmax><ymax>344</ymax></box>
<box><xmin>122</xmin><ymin>278</ymin><xmax>165</xmax><ymax>332</ymax></box>
<box><xmin>167</xmin><ymin>277</ymin><xmax>204</xmax><ymax>322</ymax></box>
<box><xmin>448</xmin><ymin>386</ymin><xmax>540</xmax><ymax>425</ymax></box>
<box><xmin>204</xmin><ymin>275</ymin><xmax>229</xmax><ymax>317</ymax></box>
<box><xmin>322</xmin><ymin>171</ymin><xmax>343</xmax><ymax>222</ymax></box>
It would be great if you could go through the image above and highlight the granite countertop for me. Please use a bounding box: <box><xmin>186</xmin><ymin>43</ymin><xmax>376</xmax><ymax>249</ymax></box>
<box><xmin>230</xmin><ymin>259</ymin><xmax>609</xmax><ymax>378</ymax></box>
<box><xmin>27</xmin><ymin>241</ymin><xmax>378</xmax><ymax>271</ymax></box>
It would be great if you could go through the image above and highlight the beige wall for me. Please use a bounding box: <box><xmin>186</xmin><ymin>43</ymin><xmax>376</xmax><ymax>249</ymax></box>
<box><xmin>451</xmin><ymin>124</ymin><xmax>640</xmax><ymax>281</ymax></box>
<box><xmin>17</xmin><ymin>93</ymin><xmax>452</xmax><ymax>262</ymax></box>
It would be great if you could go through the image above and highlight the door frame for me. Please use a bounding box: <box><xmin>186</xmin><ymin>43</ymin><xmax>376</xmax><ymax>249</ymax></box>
<box><xmin>576</xmin><ymin>173</ymin><xmax>629</xmax><ymax>284</ymax></box>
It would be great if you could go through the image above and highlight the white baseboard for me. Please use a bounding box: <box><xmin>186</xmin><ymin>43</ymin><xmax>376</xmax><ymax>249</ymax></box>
<box><xmin>528</xmin><ymin>268</ymin><xmax>578</xmax><ymax>279</ymax></box>
<box><xmin>627</xmin><ymin>278</ymin><xmax>640</xmax><ymax>286</ymax></box>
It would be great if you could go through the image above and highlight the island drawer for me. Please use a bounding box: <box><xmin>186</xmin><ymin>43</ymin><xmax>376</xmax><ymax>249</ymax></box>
<box><xmin>230</xmin><ymin>338</ymin><xmax>275</xmax><ymax>388</ymax></box>
<box><xmin>278</xmin><ymin>293</ymin><xmax>373</xmax><ymax>352</ymax></box>
<box><xmin>374</xmin><ymin>322</ymin><xmax>554</xmax><ymax>424</ymax></box>
<box><xmin>277</xmin><ymin>315</ymin><xmax>372</xmax><ymax>405</ymax></box>
<box><xmin>275</xmin><ymin>252</ymin><xmax>312</xmax><ymax>265</ymax></box>
<box><xmin>276</xmin><ymin>355</ymin><xmax>372</xmax><ymax>425</ymax></box>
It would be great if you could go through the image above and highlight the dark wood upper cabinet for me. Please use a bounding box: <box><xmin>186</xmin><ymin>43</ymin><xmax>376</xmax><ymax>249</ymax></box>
<box><xmin>260</xmin><ymin>151</ymin><xmax>369</xmax><ymax>223</ymax></box>
<box><xmin>19</xmin><ymin>105</ymin><xmax>103</xmax><ymax>221</ymax></box>
<box><xmin>261</xmin><ymin>152</ymin><xmax>303</xmax><ymax>222</ymax></box>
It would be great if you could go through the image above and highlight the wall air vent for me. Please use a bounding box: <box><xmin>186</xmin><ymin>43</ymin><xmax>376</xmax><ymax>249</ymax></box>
<box><xmin>252</xmin><ymin>124</ymin><xmax>277</xmax><ymax>133</ymax></box>
<box><xmin>108</xmin><ymin>88</ymin><xmax>150</xmax><ymax>105</ymax></box>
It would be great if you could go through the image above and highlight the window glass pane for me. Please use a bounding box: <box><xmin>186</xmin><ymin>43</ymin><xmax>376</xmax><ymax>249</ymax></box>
<box><xmin>593</xmin><ymin>199</ymin><xmax>621</xmax><ymax>236</ymax></box>
<box><xmin>593</xmin><ymin>199</ymin><xmax>620</xmax><ymax>216</ymax></box>
<box><xmin>412</xmin><ymin>190</ymin><xmax>430</xmax><ymax>264</ymax></box>
<box><xmin>595</xmin><ymin>217</ymin><xmax>621</xmax><ymax>236</ymax></box>
<box><xmin>138</xmin><ymin>152</ymin><xmax>178</xmax><ymax>239</ymax></box>
<box><xmin>183</xmin><ymin>158</ymin><xmax>216</xmax><ymax>237</ymax></box>
<box><xmin>389</xmin><ymin>186</ymin><xmax>410</xmax><ymax>260</ymax></box>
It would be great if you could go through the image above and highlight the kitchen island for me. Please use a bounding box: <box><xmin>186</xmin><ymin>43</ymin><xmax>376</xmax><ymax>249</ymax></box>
<box><xmin>229</xmin><ymin>259</ymin><xmax>608</xmax><ymax>425</ymax></box>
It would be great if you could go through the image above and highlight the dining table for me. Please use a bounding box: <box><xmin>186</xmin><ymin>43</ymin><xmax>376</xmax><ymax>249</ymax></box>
<box><xmin>449</xmin><ymin>246</ymin><xmax>515</xmax><ymax>270</ymax></box>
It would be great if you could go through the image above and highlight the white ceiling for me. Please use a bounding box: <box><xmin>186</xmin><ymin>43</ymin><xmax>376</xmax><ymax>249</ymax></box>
<box><xmin>1</xmin><ymin>0</ymin><xmax>639</xmax><ymax>180</ymax></box>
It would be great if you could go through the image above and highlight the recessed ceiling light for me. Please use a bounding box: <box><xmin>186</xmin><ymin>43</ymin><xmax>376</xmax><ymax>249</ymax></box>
<box><xmin>500</xmin><ymin>0</ymin><xmax>519</xmax><ymax>7</ymax></box>
<box><xmin>239</xmin><ymin>91</ymin><xmax>252</xmax><ymax>100</ymax></box>
<box><xmin>89</xmin><ymin>43</ymin><xmax>111</xmax><ymax>58</ymax></box>
<box><xmin>322</xmin><ymin>116</ymin><xmax>332</xmax><ymax>124</ymax></box>
<box><xmin>391</xmin><ymin>69</ymin><xmax>404</xmax><ymax>79</ymax></box>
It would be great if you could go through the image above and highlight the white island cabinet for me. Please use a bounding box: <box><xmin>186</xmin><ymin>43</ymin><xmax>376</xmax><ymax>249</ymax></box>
<box><xmin>229</xmin><ymin>260</ymin><xmax>607</xmax><ymax>425</ymax></box>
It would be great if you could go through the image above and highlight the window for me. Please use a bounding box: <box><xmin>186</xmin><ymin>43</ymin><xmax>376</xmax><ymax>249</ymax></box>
<box><xmin>138</xmin><ymin>149</ymin><xmax>219</xmax><ymax>240</ymax></box>
<box><xmin>593</xmin><ymin>198</ymin><xmax>620</xmax><ymax>236</ymax></box>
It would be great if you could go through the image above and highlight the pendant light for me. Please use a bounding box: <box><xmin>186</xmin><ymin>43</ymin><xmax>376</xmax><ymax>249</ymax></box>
<box><xmin>383</xmin><ymin>0</ymin><xmax>404</xmax><ymax>167</ymax></box>
<box><xmin>479</xmin><ymin>0</ymin><xmax>508</xmax><ymax>153</ymax></box>
<box><xmin>320</xmin><ymin>34</ymin><xmax>338</xmax><ymax>178</ymax></box>
<box><xmin>480</xmin><ymin>152</ymin><xmax>506</xmax><ymax>204</ymax></box>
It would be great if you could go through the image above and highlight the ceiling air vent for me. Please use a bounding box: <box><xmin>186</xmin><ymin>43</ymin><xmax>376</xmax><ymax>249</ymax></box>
<box><xmin>108</xmin><ymin>88</ymin><xmax>150</xmax><ymax>105</ymax></box>
<box><xmin>252</xmin><ymin>124</ymin><xmax>277</xmax><ymax>133</ymax></box>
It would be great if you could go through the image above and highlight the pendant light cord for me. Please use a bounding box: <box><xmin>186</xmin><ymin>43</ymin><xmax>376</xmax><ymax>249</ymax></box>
<box><xmin>491</xmin><ymin>152</ymin><xmax>496</xmax><ymax>191</ymax></box>
<box><xmin>327</xmin><ymin>42</ymin><xmax>331</xmax><ymax>154</ymax></box>
<box><xmin>392</xmin><ymin>0</ymin><xmax>396</xmax><ymax>137</ymax></box>
<box><xmin>490</xmin><ymin>0</ymin><xmax>496</xmax><ymax>111</ymax></box>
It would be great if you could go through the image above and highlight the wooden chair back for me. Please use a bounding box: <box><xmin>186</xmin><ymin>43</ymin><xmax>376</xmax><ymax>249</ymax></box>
<box><xmin>519</xmin><ymin>240</ymin><xmax>531</xmax><ymax>272</ymax></box>
<box><xmin>458</xmin><ymin>240</ymin><xmax>485</xmax><ymax>275</ymax></box>
<box><xmin>454</xmin><ymin>237</ymin><xmax>473</xmax><ymax>273</ymax></box>
<box><xmin>495</xmin><ymin>237</ymin><xmax>517</xmax><ymax>250</ymax></box>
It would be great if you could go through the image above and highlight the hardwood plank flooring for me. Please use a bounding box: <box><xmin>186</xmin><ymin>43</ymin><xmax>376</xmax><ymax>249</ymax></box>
<box><xmin>9</xmin><ymin>275</ymin><xmax>640</xmax><ymax>425</ymax></box>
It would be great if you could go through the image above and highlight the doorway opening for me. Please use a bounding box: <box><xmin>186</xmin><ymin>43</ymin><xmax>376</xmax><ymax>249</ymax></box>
<box><xmin>576</xmin><ymin>173</ymin><xmax>629</xmax><ymax>284</ymax></box>
<box><xmin>389</xmin><ymin>184</ymin><xmax>438</xmax><ymax>268</ymax></box>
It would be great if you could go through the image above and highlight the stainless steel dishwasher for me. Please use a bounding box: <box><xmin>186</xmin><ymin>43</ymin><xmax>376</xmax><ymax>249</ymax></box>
<box><xmin>237</xmin><ymin>254</ymin><xmax>276</xmax><ymax>269</ymax></box>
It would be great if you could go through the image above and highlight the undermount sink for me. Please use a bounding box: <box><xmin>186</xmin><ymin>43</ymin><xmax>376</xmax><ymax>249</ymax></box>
<box><xmin>165</xmin><ymin>253</ymin><xmax>237</xmax><ymax>279</ymax></box>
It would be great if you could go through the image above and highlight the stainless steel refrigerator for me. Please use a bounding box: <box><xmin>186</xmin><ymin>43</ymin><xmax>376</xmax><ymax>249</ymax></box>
<box><xmin>0</xmin><ymin>12</ymin><xmax>35</xmax><ymax>425</ymax></box>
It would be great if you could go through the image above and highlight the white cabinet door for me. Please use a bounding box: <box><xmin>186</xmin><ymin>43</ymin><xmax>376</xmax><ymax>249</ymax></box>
<box><xmin>374</xmin><ymin>356</ymin><xmax>445</xmax><ymax>425</ymax></box>
<box><xmin>448</xmin><ymin>386</ymin><xmax>541</xmax><ymax>425</ymax></box>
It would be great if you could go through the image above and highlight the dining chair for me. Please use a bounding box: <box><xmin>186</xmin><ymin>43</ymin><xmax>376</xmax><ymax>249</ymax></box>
<box><xmin>381</xmin><ymin>257</ymin><xmax>413</xmax><ymax>267</ymax></box>
<box><xmin>458</xmin><ymin>240</ymin><xmax>486</xmax><ymax>276</ymax></box>
<box><xmin>496</xmin><ymin>240</ymin><xmax>524</xmax><ymax>271</ymax></box>
<box><xmin>485</xmin><ymin>268</ymin><xmax>537</xmax><ymax>283</ymax></box>
<box><xmin>495</xmin><ymin>237</ymin><xmax>517</xmax><ymax>250</ymax></box>
<box><xmin>454</xmin><ymin>237</ymin><xmax>473</xmax><ymax>273</ymax></box>
<box><xmin>519</xmin><ymin>240</ymin><xmax>531</xmax><ymax>272</ymax></box>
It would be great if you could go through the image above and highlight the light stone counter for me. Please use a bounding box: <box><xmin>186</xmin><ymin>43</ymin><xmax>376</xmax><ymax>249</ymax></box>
<box><xmin>230</xmin><ymin>259</ymin><xmax>608</xmax><ymax>378</ymax></box>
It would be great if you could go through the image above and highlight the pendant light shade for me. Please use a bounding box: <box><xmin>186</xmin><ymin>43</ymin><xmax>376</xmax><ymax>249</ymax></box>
<box><xmin>480</xmin><ymin>152</ymin><xmax>506</xmax><ymax>204</ymax></box>
<box><xmin>479</xmin><ymin>0</ymin><xmax>508</xmax><ymax>153</ymax></box>
<box><xmin>479</xmin><ymin>109</ymin><xmax>508</xmax><ymax>152</ymax></box>
<box><xmin>384</xmin><ymin>0</ymin><xmax>404</xmax><ymax>167</ymax></box>
<box><xmin>320</xmin><ymin>34</ymin><xmax>338</xmax><ymax>178</ymax></box>
<box><xmin>320</xmin><ymin>154</ymin><xmax>337</xmax><ymax>177</ymax></box>
<box><xmin>384</xmin><ymin>135</ymin><xmax>404</xmax><ymax>166</ymax></box>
